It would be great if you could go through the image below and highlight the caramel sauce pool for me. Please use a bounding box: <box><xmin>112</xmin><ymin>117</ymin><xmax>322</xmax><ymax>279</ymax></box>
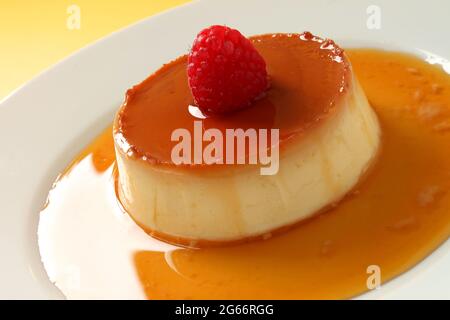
<box><xmin>42</xmin><ymin>49</ymin><xmax>450</xmax><ymax>299</ymax></box>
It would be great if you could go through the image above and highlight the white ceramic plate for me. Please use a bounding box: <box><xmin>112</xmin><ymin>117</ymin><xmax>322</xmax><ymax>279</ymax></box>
<box><xmin>1</xmin><ymin>0</ymin><xmax>449</xmax><ymax>299</ymax></box>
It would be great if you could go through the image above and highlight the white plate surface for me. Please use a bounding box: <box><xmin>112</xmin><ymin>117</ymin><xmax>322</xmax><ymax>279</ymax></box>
<box><xmin>0</xmin><ymin>0</ymin><xmax>449</xmax><ymax>299</ymax></box>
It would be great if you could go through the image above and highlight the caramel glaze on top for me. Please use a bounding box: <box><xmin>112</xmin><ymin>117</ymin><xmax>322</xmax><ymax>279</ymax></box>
<box><xmin>114</xmin><ymin>32</ymin><xmax>351</xmax><ymax>169</ymax></box>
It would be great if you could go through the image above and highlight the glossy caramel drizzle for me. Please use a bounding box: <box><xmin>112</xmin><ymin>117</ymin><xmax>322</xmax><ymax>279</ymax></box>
<box><xmin>41</xmin><ymin>49</ymin><xmax>450</xmax><ymax>299</ymax></box>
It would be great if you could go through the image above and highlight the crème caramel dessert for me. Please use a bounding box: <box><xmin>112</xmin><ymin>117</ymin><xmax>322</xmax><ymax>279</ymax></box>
<box><xmin>113</xmin><ymin>27</ymin><xmax>380</xmax><ymax>244</ymax></box>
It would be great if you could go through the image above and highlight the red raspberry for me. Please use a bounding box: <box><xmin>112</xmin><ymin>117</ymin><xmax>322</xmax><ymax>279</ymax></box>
<box><xmin>187</xmin><ymin>25</ymin><xmax>269</xmax><ymax>114</ymax></box>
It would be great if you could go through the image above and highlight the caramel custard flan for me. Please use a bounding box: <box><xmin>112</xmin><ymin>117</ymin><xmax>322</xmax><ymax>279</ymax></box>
<box><xmin>114</xmin><ymin>32</ymin><xmax>381</xmax><ymax>244</ymax></box>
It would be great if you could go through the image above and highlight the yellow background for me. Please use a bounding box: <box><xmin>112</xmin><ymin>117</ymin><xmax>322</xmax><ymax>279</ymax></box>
<box><xmin>0</xmin><ymin>0</ymin><xmax>191</xmax><ymax>100</ymax></box>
